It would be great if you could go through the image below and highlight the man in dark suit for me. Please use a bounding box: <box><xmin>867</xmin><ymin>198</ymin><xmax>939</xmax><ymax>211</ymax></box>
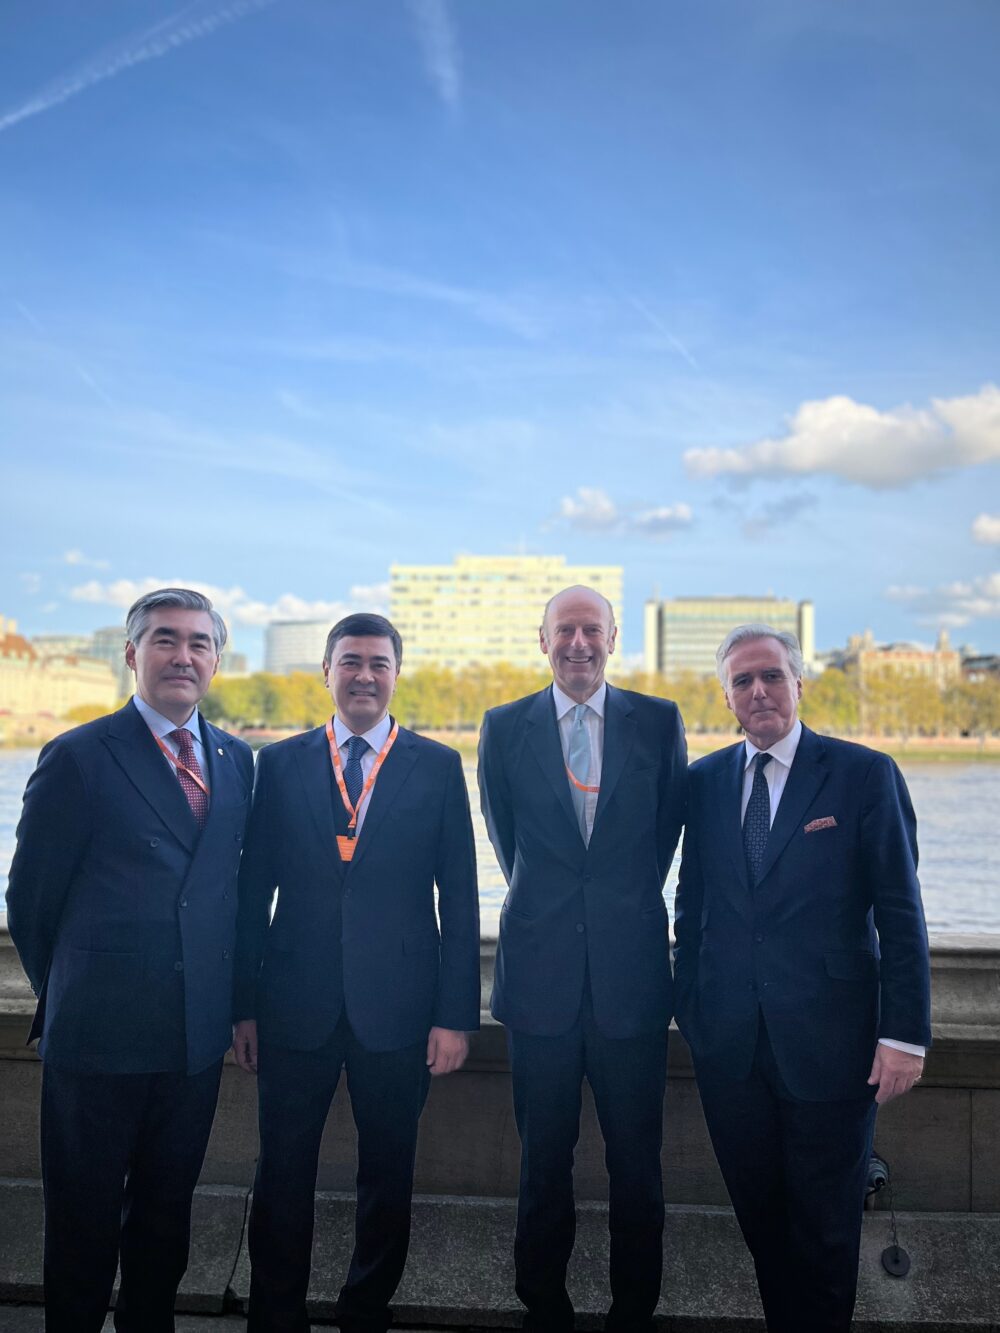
<box><xmin>232</xmin><ymin>611</ymin><xmax>480</xmax><ymax>1333</ymax></box>
<box><xmin>6</xmin><ymin>587</ymin><xmax>253</xmax><ymax>1333</ymax></box>
<box><xmin>478</xmin><ymin>585</ymin><xmax>687</xmax><ymax>1333</ymax></box>
<box><xmin>674</xmin><ymin>623</ymin><xmax>931</xmax><ymax>1333</ymax></box>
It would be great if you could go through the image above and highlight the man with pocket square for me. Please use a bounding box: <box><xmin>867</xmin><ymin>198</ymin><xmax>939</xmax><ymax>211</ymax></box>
<box><xmin>673</xmin><ymin>623</ymin><xmax>931</xmax><ymax>1333</ymax></box>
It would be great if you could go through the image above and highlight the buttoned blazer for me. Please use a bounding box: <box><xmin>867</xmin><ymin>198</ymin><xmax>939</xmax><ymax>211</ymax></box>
<box><xmin>6</xmin><ymin>700</ymin><xmax>254</xmax><ymax>1075</ymax></box>
<box><xmin>478</xmin><ymin>685</ymin><xmax>687</xmax><ymax>1039</ymax></box>
<box><xmin>232</xmin><ymin>723</ymin><xmax>480</xmax><ymax>1053</ymax></box>
<box><xmin>673</xmin><ymin>725</ymin><xmax>932</xmax><ymax>1101</ymax></box>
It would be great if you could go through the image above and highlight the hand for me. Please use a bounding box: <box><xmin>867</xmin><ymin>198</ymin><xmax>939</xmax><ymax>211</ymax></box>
<box><xmin>426</xmin><ymin>1026</ymin><xmax>469</xmax><ymax>1076</ymax></box>
<box><xmin>232</xmin><ymin>1019</ymin><xmax>259</xmax><ymax>1074</ymax></box>
<box><xmin>867</xmin><ymin>1044</ymin><xmax>923</xmax><ymax>1105</ymax></box>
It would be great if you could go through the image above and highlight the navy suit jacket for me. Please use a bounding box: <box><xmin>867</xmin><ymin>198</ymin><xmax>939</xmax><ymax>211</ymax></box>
<box><xmin>673</xmin><ymin>725</ymin><xmax>932</xmax><ymax>1101</ymax></box>
<box><xmin>479</xmin><ymin>684</ymin><xmax>687</xmax><ymax>1039</ymax></box>
<box><xmin>232</xmin><ymin>721</ymin><xmax>481</xmax><ymax>1053</ymax></box>
<box><xmin>6</xmin><ymin>700</ymin><xmax>254</xmax><ymax>1075</ymax></box>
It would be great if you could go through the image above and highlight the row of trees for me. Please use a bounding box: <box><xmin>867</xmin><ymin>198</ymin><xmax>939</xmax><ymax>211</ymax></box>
<box><xmin>199</xmin><ymin>665</ymin><xmax>1000</xmax><ymax>739</ymax></box>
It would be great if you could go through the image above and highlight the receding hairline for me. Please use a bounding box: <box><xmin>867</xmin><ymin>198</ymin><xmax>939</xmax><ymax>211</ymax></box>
<box><xmin>541</xmin><ymin>585</ymin><xmax>617</xmax><ymax>636</ymax></box>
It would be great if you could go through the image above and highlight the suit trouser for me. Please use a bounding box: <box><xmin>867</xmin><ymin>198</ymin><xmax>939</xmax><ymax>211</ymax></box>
<box><xmin>507</xmin><ymin>988</ymin><xmax>668</xmax><ymax>1333</ymax></box>
<box><xmin>695</xmin><ymin>1017</ymin><xmax>876</xmax><ymax>1333</ymax></box>
<box><xmin>247</xmin><ymin>1014</ymin><xmax>431</xmax><ymax>1333</ymax></box>
<box><xmin>40</xmin><ymin>1058</ymin><xmax>223</xmax><ymax>1333</ymax></box>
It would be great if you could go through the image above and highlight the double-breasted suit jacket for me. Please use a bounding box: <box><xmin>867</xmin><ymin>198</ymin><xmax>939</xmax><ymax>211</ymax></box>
<box><xmin>674</xmin><ymin>724</ymin><xmax>932</xmax><ymax>1100</ymax></box>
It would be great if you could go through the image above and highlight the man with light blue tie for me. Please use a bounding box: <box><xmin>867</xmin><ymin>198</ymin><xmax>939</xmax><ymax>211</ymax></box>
<box><xmin>674</xmin><ymin>623</ymin><xmax>931</xmax><ymax>1332</ymax></box>
<box><xmin>479</xmin><ymin>585</ymin><xmax>688</xmax><ymax>1333</ymax></box>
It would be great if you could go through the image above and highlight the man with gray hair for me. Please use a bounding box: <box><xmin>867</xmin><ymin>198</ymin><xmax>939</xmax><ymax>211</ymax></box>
<box><xmin>7</xmin><ymin>587</ymin><xmax>253</xmax><ymax>1333</ymax></box>
<box><xmin>673</xmin><ymin>623</ymin><xmax>931</xmax><ymax>1332</ymax></box>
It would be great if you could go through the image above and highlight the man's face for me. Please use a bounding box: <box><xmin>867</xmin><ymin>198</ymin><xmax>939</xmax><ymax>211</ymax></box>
<box><xmin>324</xmin><ymin>635</ymin><xmax>399</xmax><ymax>735</ymax></box>
<box><xmin>540</xmin><ymin>588</ymin><xmax>617</xmax><ymax>703</ymax></box>
<box><xmin>723</xmin><ymin>636</ymin><xmax>802</xmax><ymax>750</ymax></box>
<box><xmin>125</xmin><ymin>609</ymin><xmax>220</xmax><ymax>724</ymax></box>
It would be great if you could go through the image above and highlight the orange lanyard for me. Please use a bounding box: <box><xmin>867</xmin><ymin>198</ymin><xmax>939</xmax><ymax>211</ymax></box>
<box><xmin>325</xmin><ymin>718</ymin><xmax>399</xmax><ymax>837</ymax></box>
<box><xmin>154</xmin><ymin>733</ymin><xmax>210</xmax><ymax>797</ymax></box>
<box><xmin>565</xmin><ymin>764</ymin><xmax>599</xmax><ymax>794</ymax></box>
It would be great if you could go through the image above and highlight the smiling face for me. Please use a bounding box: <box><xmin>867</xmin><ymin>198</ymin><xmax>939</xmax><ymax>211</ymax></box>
<box><xmin>540</xmin><ymin>586</ymin><xmax>617</xmax><ymax>703</ymax></box>
<box><xmin>723</xmin><ymin>635</ymin><xmax>803</xmax><ymax>750</ymax></box>
<box><xmin>324</xmin><ymin>634</ymin><xmax>399</xmax><ymax>734</ymax></box>
<box><xmin>125</xmin><ymin>609</ymin><xmax>220</xmax><ymax>725</ymax></box>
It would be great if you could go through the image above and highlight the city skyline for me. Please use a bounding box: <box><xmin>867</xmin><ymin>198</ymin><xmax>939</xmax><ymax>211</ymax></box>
<box><xmin>3</xmin><ymin>1</ymin><xmax>999</xmax><ymax>667</ymax></box>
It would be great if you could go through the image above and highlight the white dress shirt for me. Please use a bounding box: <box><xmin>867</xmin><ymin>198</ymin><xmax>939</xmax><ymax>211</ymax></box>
<box><xmin>744</xmin><ymin>719</ymin><xmax>924</xmax><ymax>1058</ymax></box>
<box><xmin>133</xmin><ymin>693</ymin><xmax>208</xmax><ymax>777</ymax></box>
<box><xmin>552</xmin><ymin>681</ymin><xmax>605</xmax><ymax>841</ymax></box>
<box><xmin>332</xmin><ymin>711</ymin><xmax>393</xmax><ymax>836</ymax></box>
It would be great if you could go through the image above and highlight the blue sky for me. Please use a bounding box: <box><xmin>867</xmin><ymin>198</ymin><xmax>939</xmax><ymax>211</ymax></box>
<box><xmin>2</xmin><ymin>0</ymin><xmax>999</xmax><ymax>668</ymax></box>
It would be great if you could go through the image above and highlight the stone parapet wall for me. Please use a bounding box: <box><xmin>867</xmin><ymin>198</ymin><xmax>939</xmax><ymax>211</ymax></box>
<box><xmin>1</xmin><ymin>922</ymin><xmax>997</xmax><ymax>1213</ymax></box>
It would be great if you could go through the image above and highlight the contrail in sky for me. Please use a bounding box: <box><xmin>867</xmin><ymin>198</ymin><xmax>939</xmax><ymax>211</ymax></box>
<box><xmin>0</xmin><ymin>0</ymin><xmax>280</xmax><ymax>136</ymax></box>
<box><xmin>407</xmin><ymin>0</ymin><xmax>462</xmax><ymax>112</ymax></box>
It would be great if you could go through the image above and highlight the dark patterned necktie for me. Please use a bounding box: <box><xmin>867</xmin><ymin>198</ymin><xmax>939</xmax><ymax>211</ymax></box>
<box><xmin>743</xmin><ymin>752</ymin><xmax>772</xmax><ymax>885</ymax></box>
<box><xmin>344</xmin><ymin>734</ymin><xmax>369</xmax><ymax>808</ymax></box>
<box><xmin>168</xmin><ymin>727</ymin><xmax>209</xmax><ymax>828</ymax></box>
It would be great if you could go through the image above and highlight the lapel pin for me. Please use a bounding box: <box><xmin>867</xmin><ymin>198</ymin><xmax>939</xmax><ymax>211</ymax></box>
<box><xmin>217</xmin><ymin>747</ymin><xmax>224</xmax><ymax>756</ymax></box>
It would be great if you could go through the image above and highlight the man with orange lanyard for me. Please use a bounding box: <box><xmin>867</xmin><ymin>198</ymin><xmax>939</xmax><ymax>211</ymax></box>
<box><xmin>7</xmin><ymin>587</ymin><xmax>253</xmax><ymax>1332</ymax></box>
<box><xmin>232</xmin><ymin>612</ymin><xmax>480</xmax><ymax>1333</ymax></box>
<box><xmin>479</xmin><ymin>585</ymin><xmax>687</xmax><ymax>1333</ymax></box>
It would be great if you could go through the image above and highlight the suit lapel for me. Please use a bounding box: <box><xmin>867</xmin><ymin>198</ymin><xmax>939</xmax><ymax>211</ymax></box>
<box><xmin>347</xmin><ymin>725</ymin><xmax>419</xmax><ymax>871</ymax></box>
<box><xmin>525</xmin><ymin>687</ymin><xmax>579</xmax><ymax>836</ymax></box>
<box><xmin>294</xmin><ymin>726</ymin><xmax>343</xmax><ymax>868</ymax></box>
<box><xmin>756</xmin><ymin>725</ymin><xmax>829</xmax><ymax>886</ymax></box>
<box><xmin>716</xmin><ymin>741</ymin><xmax>749</xmax><ymax>887</ymax></box>
<box><xmin>103</xmin><ymin>701</ymin><xmax>197</xmax><ymax>852</ymax></box>
<box><xmin>200</xmin><ymin>717</ymin><xmax>241</xmax><ymax>812</ymax></box>
<box><xmin>593</xmin><ymin>685</ymin><xmax>635</xmax><ymax>827</ymax></box>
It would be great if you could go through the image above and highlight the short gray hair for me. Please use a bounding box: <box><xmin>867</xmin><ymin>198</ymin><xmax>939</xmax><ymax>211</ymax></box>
<box><xmin>125</xmin><ymin>588</ymin><xmax>228</xmax><ymax>654</ymax></box>
<box><xmin>716</xmin><ymin>623</ymin><xmax>803</xmax><ymax>685</ymax></box>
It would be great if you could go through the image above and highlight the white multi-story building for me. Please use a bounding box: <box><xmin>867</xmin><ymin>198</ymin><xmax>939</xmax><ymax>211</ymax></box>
<box><xmin>264</xmin><ymin>620</ymin><xmax>331</xmax><ymax>675</ymax></box>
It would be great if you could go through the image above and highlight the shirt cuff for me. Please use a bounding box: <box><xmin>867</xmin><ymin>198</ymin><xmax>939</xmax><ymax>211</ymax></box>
<box><xmin>879</xmin><ymin>1037</ymin><xmax>926</xmax><ymax>1058</ymax></box>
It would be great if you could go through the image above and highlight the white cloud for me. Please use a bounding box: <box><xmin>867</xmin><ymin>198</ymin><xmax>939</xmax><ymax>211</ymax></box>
<box><xmin>557</xmin><ymin>488</ymin><xmax>693</xmax><ymax>539</ymax></box>
<box><xmin>0</xmin><ymin>0</ymin><xmax>281</xmax><ymax>135</ymax></box>
<box><xmin>407</xmin><ymin>0</ymin><xmax>462</xmax><ymax>112</ymax></box>
<box><xmin>684</xmin><ymin>384</ymin><xmax>1000</xmax><ymax>488</ymax></box>
<box><xmin>972</xmin><ymin>513</ymin><xmax>1000</xmax><ymax>545</ymax></box>
<box><xmin>63</xmin><ymin>549</ymin><xmax>110</xmax><ymax>569</ymax></box>
<box><xmin>559</xmin><ymin>487</ymin><xmax>620</xmax><ymax>531</ymax></box>
<box><xmin>69</xmin><ymin>579</ymin><xmax>388</xmax><ymax>629</ymax></box>
<box><xmin>886</xmin><ymin>571</ymin><xmax>1000</xmax><ymax>628</ymax></box>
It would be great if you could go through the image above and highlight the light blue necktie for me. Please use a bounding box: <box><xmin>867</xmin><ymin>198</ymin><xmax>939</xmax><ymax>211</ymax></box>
<box><xmin>567</xmin><ymin>703</ymin><xmax>591</xmax><ymax>844</ymax></box>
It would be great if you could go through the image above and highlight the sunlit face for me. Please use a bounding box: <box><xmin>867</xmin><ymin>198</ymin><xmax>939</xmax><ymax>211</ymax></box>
<box><xmin>723</xmin><ymin>636</ymin><xmax>802</xmax><ymax>750</ymax></box>
<box><xmin>324</xmin><ymin>635</ymin><xmax>399</xmax><ymax>734</ymax></box>
<box><xmin>540</xmin><ymin>588</ymin><xmax>617</xmax><ymax>703</ymax></box>
<box><xmin>125</xmin><ymin>609</ymin><xmax>220</xmax><ymax>725</ymax></box>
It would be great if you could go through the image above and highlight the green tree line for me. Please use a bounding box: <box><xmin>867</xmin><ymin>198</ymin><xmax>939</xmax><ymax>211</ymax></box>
<box><xmin>200</xmin><ymin>665</ymin><xmax>1000</xmax><ymax>739</ymax></box>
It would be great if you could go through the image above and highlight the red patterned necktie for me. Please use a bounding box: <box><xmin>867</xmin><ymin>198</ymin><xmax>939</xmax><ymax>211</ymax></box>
<box><xmin>169</xmin><ymin>727</ymin><xmax>209</xmax><ymax>828</ymax></box>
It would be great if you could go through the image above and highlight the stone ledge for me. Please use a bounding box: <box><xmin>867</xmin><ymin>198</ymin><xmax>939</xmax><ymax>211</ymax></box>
<box><xmin>1</xmin><ymin>1179</ymin><xmax>996</xmax><ymax>1329</ymax></box>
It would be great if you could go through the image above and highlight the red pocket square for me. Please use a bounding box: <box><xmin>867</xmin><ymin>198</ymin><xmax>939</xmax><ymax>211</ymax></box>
<box><xmin>804</xmin><ymin>816</ymin><xmax>838</xmax><ymax>833</ymax></box>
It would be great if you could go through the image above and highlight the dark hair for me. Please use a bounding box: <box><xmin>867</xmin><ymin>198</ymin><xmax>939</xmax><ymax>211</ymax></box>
<box><xmin>125</xmin><ymin>587</ymin><xmax>228</xmax><ymax>654</ymax></box>
<box><xmin>323</xmin><ymin>613</ymin><xmax>403</xmax><ymax>669</ymax></box>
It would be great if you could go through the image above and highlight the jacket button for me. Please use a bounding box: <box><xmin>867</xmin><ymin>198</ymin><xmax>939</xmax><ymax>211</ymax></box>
<box><xmin>149</xmin><ymin>838</ymin><xmax>159</xmax><ymax>848</ymax></box>
<box><xmin>222</xmin><ymin>892</ymin><xmax>229</xmax><ymax>901</ymax></box>
<box><xmin>180</xmin><ymin>899</ymin><xmax>188</xmax><ymax>908</ymax></box>
<box><xmin>222</xmin><ymin>949</ymin><xmax>230</xmax><ymax>960</ymax></box>
<box><xmin>235</xmin><ymin>833</ymin><xmax>242</xmax><ymax>843</ymax></box>
<box><xmin>754</xmin><ymin>933</ymin><xmax>764</xmax><ymax>943</ymax></box>
<box><xmin>174</xmin><ymin>961</ymin><xmax>184</xmax><ymax>972</ymax></box>
<box><xmin>576</xmin><ymin>922</ymin><xmax>586</xmax><ymax>933</ymax></box>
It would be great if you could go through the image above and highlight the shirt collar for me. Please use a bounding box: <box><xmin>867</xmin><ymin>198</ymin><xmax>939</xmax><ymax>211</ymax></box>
<box><xmin>333</xmin><ymin>711</ymin><xmax>393</xmax><ymax>752</ymax></box>
<box><xmin>552</xmin><ymin>680</ymin><xmax>607</xmax><ymax>721</ymax></box>
<box><xmin>132</xmin><ymin>692</ymin><xmax>202</xmax><ymax>743</ymax></box>
<box><xmin>744</xmin><ymin>718</ymin><xmax>802</xmax><ymax>770</ymax></box>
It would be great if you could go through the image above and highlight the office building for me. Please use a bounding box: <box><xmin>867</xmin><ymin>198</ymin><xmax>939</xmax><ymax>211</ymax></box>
<box><xmin>264</xmin><ymin>620</ymin><xmax>330</xmax><ymax>675</ymax></box>
<box><xmin>643</xmin><ymin>596</ymin><xmax>815</xmax><ymax>677</ymax></box>
<box><xmin>390</xmin><ymin>555</ymin><xmax>624</xmax><ymax>671</ymax></box>
<box><xmin>836</xmin><ymin>629</ymin><xmax>961</xmax><ymax>690</ymax></box>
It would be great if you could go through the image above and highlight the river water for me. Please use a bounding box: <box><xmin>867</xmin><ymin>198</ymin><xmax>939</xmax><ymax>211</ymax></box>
<box><xmin>1</xmin><ymin>750</ymin><xmax>997</xmax><ymax>936</ymax></box>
